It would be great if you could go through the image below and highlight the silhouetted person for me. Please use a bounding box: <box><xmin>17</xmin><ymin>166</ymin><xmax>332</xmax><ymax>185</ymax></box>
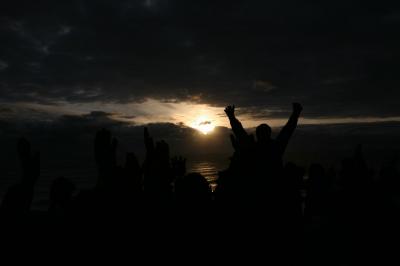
<box><xmin>215</xmin><ymin>104</ymin><xmax>304</xmax><ymax>265</ymax></box>
<box><xmin>4</xmin><ymin>100</ymin><xmax>400</xmax><ymax>265</ymax></box>
<box><xmin>73</xmin><ymin>129</ymin><xmax>144</xmax><ymax>218</ymax></box>
<box><xmin>1</xmin><ymin>138</ymin><xmax>40</xmax><ymax>216</ymax></box>
<box><xmin>219</xmin><ymin>103</ymin><xmax>302</xmax><ymax>204</ymax></box>
<box><xmin>175</xmin><ymin>172</ymin><xmax>212</xmax><ymax>208</ymax></box>
<box><xmin>143</xmin><ymin>127</ymin><xmax>174</xmax><ymax>205</ymax></box>
<box><xmin>225</xmin><ymin>103</ymin><xmax>302</xmax><ymax>160</ymax></box>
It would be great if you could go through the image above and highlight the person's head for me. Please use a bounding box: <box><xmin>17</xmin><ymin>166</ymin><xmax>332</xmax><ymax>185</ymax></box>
<box><xmin>175</xmin><ymin>173</ymin><xmax>211</xmax><ymax>204</ymax></box>
<box><xmin>256</xmin><ymin>123</ymin><xmax>272</xmax><ymax>143</ymax></box>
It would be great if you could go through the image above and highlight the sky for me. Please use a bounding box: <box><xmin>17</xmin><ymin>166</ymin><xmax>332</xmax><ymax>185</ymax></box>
<box><xmin>0</xmin><ymin>0</ymin><xmax>400</xmax><ymax>168</ymax></box>
<box><xmin>1</xmin><ymin>0</ymin><xmax>400</xmax><ymax>127</ymax></box>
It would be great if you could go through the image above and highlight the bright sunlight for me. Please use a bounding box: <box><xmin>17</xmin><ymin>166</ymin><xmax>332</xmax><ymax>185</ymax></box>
<box><xmin>191</xmin><ymin>115</ymin><xmax>216</xmax><ymax>135</ymax></box>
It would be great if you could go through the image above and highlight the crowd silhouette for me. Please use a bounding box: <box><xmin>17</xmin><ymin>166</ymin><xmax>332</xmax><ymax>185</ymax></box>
<box><xmin>0</xmin><ymin>103</ymin><xmax>399</xmax><ymax>265</ymax></box>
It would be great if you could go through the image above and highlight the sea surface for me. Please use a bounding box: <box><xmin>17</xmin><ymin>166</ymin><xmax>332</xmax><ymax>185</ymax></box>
<box><xmin>187</xmin><ymin>160</ymin><xmax>220</xmax><ymax>191</ymax></box>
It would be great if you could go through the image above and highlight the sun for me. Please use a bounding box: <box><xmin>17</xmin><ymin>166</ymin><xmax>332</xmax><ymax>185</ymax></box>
<box><xmin>191</xmin><ymin>115</ymin><xmax>215</xmax><ymax>135</ymax></box>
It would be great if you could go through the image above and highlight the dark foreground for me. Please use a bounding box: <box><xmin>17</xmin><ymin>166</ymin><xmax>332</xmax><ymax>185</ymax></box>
<box><xmin>1</xmin><ymin>104</ymin><xmax>400</xmax><ymax>265</ymax></box>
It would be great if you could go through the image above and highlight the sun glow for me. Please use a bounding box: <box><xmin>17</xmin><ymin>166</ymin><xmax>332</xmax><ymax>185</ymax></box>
<box><xmin>191</xmin><ymin>115</ymin><xmax>216</xmax><ymax>135</ymax></box>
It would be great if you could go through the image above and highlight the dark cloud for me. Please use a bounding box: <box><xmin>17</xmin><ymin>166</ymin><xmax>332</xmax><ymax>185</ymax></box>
<box><xmin>56</xmin><ymin>111</ymin><xmax>124</xmax><ymax>129</ymax></box>
<box><xmin>198</xmin><ymin>121</ymin><xmax>211</xmax><ymax>126</ymax></box>
<box><xmin>0</xmin><ymin>0</ymin><xmax>399</xmax><ymax>118</ymax></box>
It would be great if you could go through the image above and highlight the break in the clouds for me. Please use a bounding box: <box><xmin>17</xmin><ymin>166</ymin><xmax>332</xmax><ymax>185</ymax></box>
<box><xmin>1</xmin><ymin>0</ymin><xmax>400</xmax><ymax>125</ymax></box>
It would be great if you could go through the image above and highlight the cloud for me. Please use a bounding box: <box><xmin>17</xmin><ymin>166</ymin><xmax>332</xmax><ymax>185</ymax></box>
<box><xmin>253</xmin><ymin>80</ymin><xmax>277</xmax><ymax>93</ymax></box>
<box><xmin>198</xmin><ymin>121</ymin><xmax>211</xmax><ymax>126</ymax></box>
<box><xmin>56</xmin><ymin>111</ymin><xmax>121</xmax><ymax>128</ymax></box>
<box><xmin>0</xmin><ymin>0</ymin><xmax>399</xmax><ymax>121</ymax></box>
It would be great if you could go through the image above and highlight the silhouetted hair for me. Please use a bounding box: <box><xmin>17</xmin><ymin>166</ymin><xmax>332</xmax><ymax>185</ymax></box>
<box><xmin>256</xmin><ymin>123</ymin><xmax>272</xmax><ymax>142</ymax></box>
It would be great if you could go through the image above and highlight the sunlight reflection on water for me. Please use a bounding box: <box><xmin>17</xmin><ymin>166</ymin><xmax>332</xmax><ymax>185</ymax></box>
<box><xmin>188</xmin><ymin>161</ymin><xmax>219</xmax><ymax>192</ymax></box>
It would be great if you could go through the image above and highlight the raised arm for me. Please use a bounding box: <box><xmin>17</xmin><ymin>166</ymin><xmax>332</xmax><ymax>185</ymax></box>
<box><xmin>276</xmin><ymin>103</ymin><xmax>302</xmax><ymax>154</ymax></box>
<box><xmin>225</xmin><ymin>105</ymin><xmax>249</xmax><ymax>142</ymax></box>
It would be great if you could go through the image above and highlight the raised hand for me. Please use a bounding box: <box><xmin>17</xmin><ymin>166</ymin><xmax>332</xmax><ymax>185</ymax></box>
<box><xmin>292</xmin><ymin>102</ymin><xmax>303</xmax><ymax>116</ymax></box>
<box><xmin>143</xmin><ymin>128</ymin><xmax>170</xmax><ymax>169</ymax></box>
<box><xmin>18</xmin><ymin>138</ymin><xmax>40</xmax><ymax>187</ymax></box>
<box><xmin>142</xmin><ymin>130</ymin><xmax>174</xmax><ymax>200</ymax></box>
<box><xmin>144</xmin><ymin>127</ymin><xmax>154</xmax><ymax>153</ymax></box>
<box><xmin>224</xmin><ymin>105</ymin><xmax>236</xmax><ymax>118</ymax></box>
